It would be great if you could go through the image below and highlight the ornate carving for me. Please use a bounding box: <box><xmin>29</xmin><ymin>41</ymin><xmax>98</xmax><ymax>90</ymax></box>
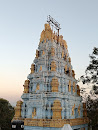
<box><xmin>68</xmin><ymin>80</ymin><xmax>71</xmax><ymax>92</ymax></box>
<box><xmin>64</xmin><ymin>65</ymin><xmax>67</xmax><ymax>73</ymax></box>
<box><xmin>23</xmin><ymin>80</ymin><xmax>30</xmax><ymax>93</ymax></box>
<box><xmin>53</xmin><ymin>31</ymin><xmax>58</xmax><ymax>41</ymax></box>
<box><xmin>59</xmin><ymin>35</ymin><xmax>63</xmax><ymax>46</ymax></box>
<box><xmin>52</xmin><ymin>100</ymin><xmax>62</xmax><ymax>119</ymax></box>
<box><xmin>62</xmin><ymin>51</ymin><xmax>64</xmax><ymax>58</ymax></box>
<box><xmin>40</xmin><ymin>24</ymin><xmax>53</xmax><ymax>43</ymax></box>
<box><xmin>44</xmin><ymin>24</ymin><xmax>52</xmax><ymax>39</ymax></box>
<box><xmin>39</xmin><ymin>66</ymin><xmax>42</xmax><ymax>72</ymax></box>
<box><xmin>36</xmin><ymin>50</ymin><xmax>39</xmax><ymax>58</ymax></box>
<box><xmin>72</xmin><ymin>104</ymin><xmax>75</xmax><ymax>116</ymax></box>
<box><xmin>77</xmin><ymin>85</ymin><xmax>80</xmax><ymax>96</ymax></box>
<box><xmin>78</xmin><ymin>104</ymin><xmax>81</xmax><ymax>116</ymax></box>
<box><xmin>42</xmin><ymin>50</ymin><xmax>45</xmax><ymax>55</ymax></box>
<box><xmin>32</xmin><ymin>108</ymin><xmax>36</xmax><ymax>118</ymax></box>
<box><xmin>69</xmin><ymin>67</ymin><xmax>71</xmax><ymax>76</ymax></box>
<box><xmin>30</xmin><ymin>64</ymin><xmax>35</xmax><ymax>74</ymax></box>
<box><xmin>51</xmin><ymin>47</ymin><xmax>55</xmax><ymax>56</ymax></box>
<box><xmin>63</xmin><ymin>40</ymin><xmax>67</xmax><ymax>49</ymax></box>
<box><xmin>72</xmin><ymin>70</ymin><xmax>75</xmax><ymax>78</ymax></box>
<box><xmin>35</xmin><ymin>83</ymin><xmax>40</xmax><ymax>92</ymax></box>
<box><xmin>40</xmin><ymin>30</ymin><xmax>45</xmax><ymax>43</ymax></box>
<box><xmin>58</xmin><ymin>35</ymin><xmax>68</xmax><ymax>49</ymax></box>
<box><xmin>51</xmin><ymin>61</ymin><xmax>56</xmax><ymax>71</ymax></box>
<box><xmin>51</xmin><ymin>77</ymin><xmax>59</xmax><ymax>92</ymax></box>
<box><xmin>73</xmin><ymin>82</ymin><xmax>75</xmax><ymax>92</ymax></box>
<box><xmin>64</xmin><ymin>53</ymin><xmax>67</xmax><ymax>61</ymax></box>
<box><xmin>69</xmin><ymin>57</ymin><xmax>71</xmax><ymax>63</ymax></box>
<box><xmin>14</xmin><ymin>100</ymin><xmax>23</xmax><ymax>118</ymax></box>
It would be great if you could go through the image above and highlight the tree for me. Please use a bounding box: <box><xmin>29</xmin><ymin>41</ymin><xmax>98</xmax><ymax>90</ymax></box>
<box><xmin>86</xmin><ymin>96</ymin><xmax>98</xmax><ymax>130</ymax></box>
<box><xmin>80</xmin><ymin>47</ymin><xmax>98</xmax><ymax>129</ymax></box>
<box><xmin>0</xmin><ymin>98</ymin><xmax>15</xmax><ymax>130</ymax></box>
<box><xmin>80</xmin><ymin>47</ymin><xmax>98</xmax><ymax>95</ymax></box>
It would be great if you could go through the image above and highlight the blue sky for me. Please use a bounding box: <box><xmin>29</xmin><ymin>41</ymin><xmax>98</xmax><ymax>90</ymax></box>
<box><xmin>0</xmin><ymin>0</ymin><xmax>98</xmax><ymax>105</ymax></box>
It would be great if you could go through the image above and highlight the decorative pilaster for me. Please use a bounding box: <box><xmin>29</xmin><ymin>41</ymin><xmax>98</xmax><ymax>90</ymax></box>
<box><xmin>64</xmin><ymin>65</ymin><xmax>67</xmax><ymax>73</ymax></box>
<box><xmin>51</xmin><ymin>61</ymin><xmax>56</xmax><ymax>71</ymax></box>
<box><xmin>54</xmin><ymin>32</ymin><xmax>58</xmax><ymax>42</ymax></box>
<box><xmin>72</xmin><ymin>70</ymin><xmax>75</xmax><ymax>78</ymax></box>
<box><xmin>77</xmin><ymin>85</ymin><xmax>80</xmax><ymax>96</ymax></box>
<box><xmin>32</xmin><ymin>108</ymin><xmax>36</xmax><ymax>118</ymax></box>
<box><xmin>42</xmin><ymin>50</ymin><xmax>45</xmax><ymax>55</ymax></box>
<box><xmin>51</xmin><ymin>47</ymin><xmax>55</xmax><ymax>56</ymax></box>
<box><xmin>35</xmin><ymin>83</ymin><xmax>40</xmax><ymax>92</ymax></box>
<box><xmin>73</xmin><ymin>82</ymin><xmax>75</xmax><ymax>93</ymax></box>
<box><xmin>65</xmin><ymin>53</ymin><xmax>67</xmax><ymax>61</ymax></box>
<box><xmin>69</xmin><ymin>67</ymin><xmax>71</xmax><ymax>76</ymax></box>
<box><xmin>62</xmin><ymin>51</ymin><xmax>64</xmax><ymax>58</ymax></box>
<box><xmin>78</xmin><ymin>104</ymin><xmax>81</xmax><ymax>116</ymax></box>
<box><xmin>39</xmin><ymin>66</ymin><xmax>42</xmax><ymax>72</ymax></box>
<box><xmin>59</xmin><ymin>35</ymin><xmax>63</xmax><ymax>46</ymax></box>
<box><xmin>51</xmin><ymin>77</ymin><xmax>59</xmax><ymax>92</ymax></box>
<box><xmin>72</xmin><ymin>104</ymin><xmax>75</xmax><ymax>116</ymax></box>
<box><xmin>68</xmin><ymin>80</ymin><xmax>71</xmax><ymax>92</ymax></box>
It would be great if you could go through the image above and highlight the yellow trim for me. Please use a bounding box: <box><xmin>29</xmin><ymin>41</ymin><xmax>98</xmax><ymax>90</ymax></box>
<box><xmin>23</xmin><ymin>117</ymin><xmax>89</xmax><ymax>127</ymax></box>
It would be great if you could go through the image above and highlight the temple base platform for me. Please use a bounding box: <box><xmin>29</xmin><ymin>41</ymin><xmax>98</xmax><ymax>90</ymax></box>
<box><xmin>24</xmin><ymin>124</ymin><xmax>88</xmax><ymax>130</ymax></box>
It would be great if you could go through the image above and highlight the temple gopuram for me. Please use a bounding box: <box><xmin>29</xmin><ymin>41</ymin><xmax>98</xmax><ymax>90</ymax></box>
<box><xmin>12</xmin><ymin>16</ymin><xmax>89</xmax><ymax>130</ymax></box>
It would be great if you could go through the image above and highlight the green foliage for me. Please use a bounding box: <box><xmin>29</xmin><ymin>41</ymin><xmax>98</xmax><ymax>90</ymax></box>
<box><xmin>86</xmin><ymin>96</ymin><xmax>98</xmax><ymax>129</ymax></box>
<box><xmin>80</xmin><ymin>47</ymin><xmax>98</xmax><ymax>95</ymax></box>
<box><xmin>0</xmin><ymin>98</ymin><xmax>15</xmax><ymax>130</ymax></box>
<box><xmin>80</xmin><ymin>47</ymin><xmax>98</xmax><ymax>129</ymax></box>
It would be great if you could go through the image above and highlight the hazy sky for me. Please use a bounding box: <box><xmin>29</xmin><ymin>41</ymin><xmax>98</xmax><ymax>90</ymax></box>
<box><xmin>0</xmin><ymin>0</ymin><xmax>98</xmax><ymax>106</ymax></box>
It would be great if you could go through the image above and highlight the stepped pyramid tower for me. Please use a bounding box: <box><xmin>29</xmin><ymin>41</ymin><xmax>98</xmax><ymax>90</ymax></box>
<box><xmin>12</xmin><ymin>17</ymin><xmax>88</xmax><ymax>130</ymax></box>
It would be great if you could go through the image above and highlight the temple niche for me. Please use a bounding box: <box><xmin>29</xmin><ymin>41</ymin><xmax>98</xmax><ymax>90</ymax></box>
<box><xmin>12</xmin><ymin>20</ymin><xmax>88</xmax><ymax>130</ymax></box>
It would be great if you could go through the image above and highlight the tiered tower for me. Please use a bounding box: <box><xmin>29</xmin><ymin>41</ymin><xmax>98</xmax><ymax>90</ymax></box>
<box><xmin>13</xmin><ymin>21</ymin><xmax>88</xmax><ymax>130</ymax></box>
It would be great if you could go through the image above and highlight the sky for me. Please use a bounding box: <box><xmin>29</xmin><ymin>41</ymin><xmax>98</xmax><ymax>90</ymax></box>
<box><xmin>0</xmin><ymin>0</ymin><xmax>98</xmax><ymax>106</ymax></box>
